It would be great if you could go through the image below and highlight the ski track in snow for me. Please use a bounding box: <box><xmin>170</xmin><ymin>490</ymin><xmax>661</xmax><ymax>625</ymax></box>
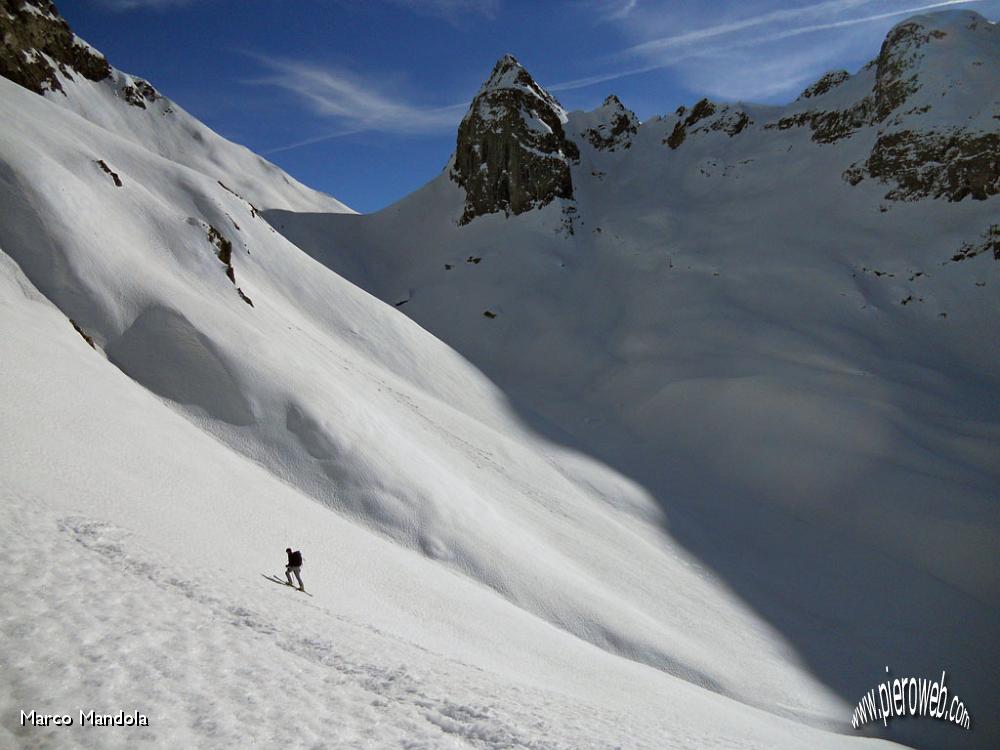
<box><xmin>0</xmin><ymin>496</ymin><xmax>673</xmax><ymax>750</ymax></box>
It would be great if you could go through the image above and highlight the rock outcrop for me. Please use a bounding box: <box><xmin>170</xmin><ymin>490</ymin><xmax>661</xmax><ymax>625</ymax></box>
<box><xmin>872</xmin><ymin>20</ymin><xmax>947</xmax><ymax>120</ymax></box>
<box><xmin>849</xmin><ymin>14</ymin><xmax>1000</xmax><ymax>202</ymax></box>
<box><xmin>664</xmin><ymin>99</ymin><xmax>752</xmax><ymax>150</ymax></box>
<box><xmin>451</xmin><ymin>55</ymin><xmax>579</xmax><ymax>224</ymax></box>
<box><xmin>763</xmin><ymin>18</ymin><xmax>951</xmax><ymax>143</ymax></box>
<box><xmin>0</xmin><ymin>0</ymin><xmax>110</xmax><ymax>95</ymax></box>
<box><xmin>761</xmin><ymin>11</ymin><xmax>1000</xmax><ymax>202</ymax></box>
<box><xmin>797</xmin><ymin>70</ymin><xmax>850</xmax><ymax>100</ymax></box>
<box><xmin>860</xmin><ymin>130</ymin><xmax>1000</xmax><ymax>201</ymax></box>
<box><xmin>579</xmin><ymin>95</ymin><xmax>638</xmax><ymax>152</ymax></box>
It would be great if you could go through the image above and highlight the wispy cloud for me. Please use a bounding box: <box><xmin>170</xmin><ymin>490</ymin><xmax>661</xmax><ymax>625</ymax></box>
<box><xmin>556</xmin><ymin>0</ymin><xmax>987</xmax><ymax>100</ymax></box>
<box><xmin>741</xmin><ymin>0</ymin><xmax>986</xmax><ymax>42</ymax></box>
<box><xmin>336</xmin><ymin>0</ymin><xmax>498</xmax><ymax>24</ymax></box>
<box><xmin>252</xmin><ymin>0</ymin><xmax>993</xmax><ymax>153</ymax></box>
<box><xmin>581</xmin><ymin>0</ymin><xmax>641</xmax><ymax>22</ymax></box>
<box><xmin>388</xmin><ymin>0</ymin><xmax>498</xmax><ymax>18</ymax></box>
<box><xmin>606</xmin><ymin>0</ymin><xmax>640</xmax><ymax>20</ymax></box>
<box><xmin>623</xmin><ymin>0</ymin><xmax>981</xmax><ymax>57</ymax></box>
<box><xmin>618</xmin><ymin>0</ymin><xmax>872</xmax><ymax>57</ymax></box>
<box><xmin>250</xmin><ymin>57</ymin><xmax>467</xmax><ymax>151</ymax></box>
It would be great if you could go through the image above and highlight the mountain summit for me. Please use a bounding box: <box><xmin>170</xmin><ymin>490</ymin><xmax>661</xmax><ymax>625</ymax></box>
<box><xmin>451</xmin><ymin>55</ymin><xmax>579</xmax><ymax>224</ymax></box>
<box><xmin>769</xmin><ymin>11</ymin><xmax>1000</xmax><ymax>201</ymax></box>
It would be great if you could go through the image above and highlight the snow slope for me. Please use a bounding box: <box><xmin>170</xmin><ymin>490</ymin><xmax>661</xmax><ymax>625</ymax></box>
<box><xmin>265</xmin><ymin>11</ymin><xmax>1000</xmax><ymax>750</ymax></box>
<box><xmin>1</xmin><ymin>249</ymin><xmax>905</xmax><ymax>750</ymax></box>
<box><xmin>0</xmin><ymin>46</ymin><xmax>908</xmax><ymax>750</ymax></box>
<box><xmin>40</xmin><ymin>47</ymin><xmax>351</xmax><ymax>214</ymax></box>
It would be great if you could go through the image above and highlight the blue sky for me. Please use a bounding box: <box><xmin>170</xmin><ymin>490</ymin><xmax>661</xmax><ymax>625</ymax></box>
<box><xmin>61</xmin><ymin>0</ymin><xmax>1000</xmax><ymax>212</ymax></box>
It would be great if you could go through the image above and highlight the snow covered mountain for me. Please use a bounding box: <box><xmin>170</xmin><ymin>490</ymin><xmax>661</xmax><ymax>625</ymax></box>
<box><xmin>268</xmin><ymin>10</ymin><xmax>1000</xmax><ymax>750</ymax></box>
<box><xmin>0</xmin><ymin>2</ymin><xmax>995</xmax><ymax>749</ymax></box>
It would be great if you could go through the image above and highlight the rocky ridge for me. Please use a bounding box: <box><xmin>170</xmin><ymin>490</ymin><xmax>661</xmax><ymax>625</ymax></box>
<box><xmin>448</xmin><ymin>12</ymin><xmax>998</xmax><ymax>224</ymax></box>
<box><xmin>0</xmin><ymin>0</ymin><xmax>164</xmax><ymax>109</ymax></box>
<box><xmin>766</xmin><ymin>12</ymin><xmax>1000</xmax><ymax>202</ymax></box>
<box><xmin>0</xmin><ymin>0</ymin><xmax>109</xmax><ymax>94</ymax></box>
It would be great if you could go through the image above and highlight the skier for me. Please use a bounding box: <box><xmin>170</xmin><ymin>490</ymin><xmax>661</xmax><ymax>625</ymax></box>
<box><xmin>285</xmin><ymin>547</ymin><xmax>304</xmax><ymax>591</ymax></box>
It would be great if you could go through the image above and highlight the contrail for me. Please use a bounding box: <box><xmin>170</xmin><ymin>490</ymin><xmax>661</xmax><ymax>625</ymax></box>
<box><xmin>622</xmin><ymin>0</ymin><xmax>873</xmax><ymax>57</ymax></box>
<box><xmin>551</xmin><ymin>0</ymin><xmax>984</xmax><ymax>92</ymax></box>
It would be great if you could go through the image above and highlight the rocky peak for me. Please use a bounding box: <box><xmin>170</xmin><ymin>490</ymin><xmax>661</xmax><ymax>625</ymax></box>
<box><xmin>451</xmin><ymin>55</ymin><xmax>579</xmax><ymax>225</ymax></box>
<box><xmin>664</xmin><ymin>98</ymin><xmax>752</xmax><ymax>149</ymax></box>
<box><xmin>0</xmin><ymin>0</ymin><xmax>110</xmax><ymax>95</ymax></box>
<box><xmin>770</xmin><ymin>12</ymin><xmax>993</xmax><ymax>140</ymax></box>
<box><xmin>577</xmin><ymin>95</ymin><xmax>639</xmax><ymax>151</ymax></box>
<box><xmin>872</xmin><ymin>16</ymin><xmax>949</xmax><ymax>120</ymax></box>
<box><xmin>759</xmin><ymin>11</ymin><xmax>1000</xmax><ymax>203</ymax></box>
<box><xmin>850</xmin><ymin>13</ymin><xmax>1000</xmax><ymax>202</ymax></box>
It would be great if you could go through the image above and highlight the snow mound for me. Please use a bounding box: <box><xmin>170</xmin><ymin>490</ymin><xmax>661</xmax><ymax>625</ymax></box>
<box><xmin>106</xmin><ymin>306</ymin><xmax>256</xmax><ymax>426</ymax></box>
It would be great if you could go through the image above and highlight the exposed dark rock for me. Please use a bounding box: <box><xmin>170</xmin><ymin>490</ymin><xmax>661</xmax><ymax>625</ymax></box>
<box><xmin>121</xmin><ymin>77</ymin><xmax>159</xmax><ymax>109</ymax></box>
<box><xmin>0</xmin><ymin>1</ymin><xmax>110</xmax><ymax>95</ymax></box>
<box><xmin>451</xmin><ymin>55</ymin><xmax>578</xmax><ymax>224</ymax></box>
<box><xmin>764</xmin><ymin>99</ymin><xmax>873</xmax><ymax>143</ymax></box>
<box><xmin>842</xmin><ymin>164</ymin><xmax>865</xmax><ymax>185</ymax></box>
<box><xmin>581</xmin><ymin>95</ymin><xmax>638</xmax><ymax>151</ymax></box>
<box><xmin>96</xmin><ymin>159</ymin><xmax>122</xmax><ymax>187</ymax></box>
<box><xmin>765</xmin><ymin>18</ymin><xmax>950</xmax><ymax>143</ymax></box>
<box><xmin>665</xmin><ymin>120</ymin><xmax>686</xmax><ymax>150</ymax></box>
<box><xmin>760</xmin><ymin>15</ymin><xmax>1000</xmax><ymax>205</ymax></box>
<box><xmin>715</xmin><ymin>109</ymin><xmax>752</xmax><ymax>137</ymax></box>
<box><xmin>798</xmin><ymin>70</ymin><xmax>850</xmax><ymax>100</ymax></box>
<box><xmin>950</xmin><ymin>224</ymin><xmax>1000</xmax><ymax>261</ymax></box>
<box><xmin>208</xmin><ymin>225</ymin><xmax>232</xmax><ymax>268</ymax></box>
<box><xmin>219</xmin><ymin>180</ymin><xmax>261</xmax><ymax>219</ymax></box>
<box><xmin>69</xmin><ymin>318</ymin><xmax>95</xmax><ymax>348</ymax></box>
<box><xmin>665</xmin><ymin>99</ymin><xmax>752</xmax><ymax>150</ymax></box>
<box><xmin>873</xmin><ymin>22</ymin><xmax>946</xmax><ymax>120</ymax></box>
<box><xmin>854</xmin><ymin>130</ymin><xmax>1000</xmax><ymax>201</ymax></box>
<box><xmin>205</xmin><ymin>224</ymin><xmax>256</xmax><ymax>305</ymax></box>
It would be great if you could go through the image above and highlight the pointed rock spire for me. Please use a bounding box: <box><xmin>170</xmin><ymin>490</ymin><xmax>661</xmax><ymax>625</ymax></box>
<box><xmin>451</xmin><ymin>55</ymin><xmax>579</xmax><ymax>225</ymax></box>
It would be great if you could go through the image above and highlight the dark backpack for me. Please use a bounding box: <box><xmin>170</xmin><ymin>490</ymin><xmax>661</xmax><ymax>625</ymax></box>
<box><xmin>289</xmin><ymin>550</ymin><xmax>303</xmax><ymax>567</ymax></box>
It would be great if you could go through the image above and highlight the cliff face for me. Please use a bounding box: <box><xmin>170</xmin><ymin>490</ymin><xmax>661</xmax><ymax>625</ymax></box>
<box><xmin>451</xmin><ymin>55</ymin><xmax>579</xmax><ymax>224</ymax></box>
<box><xmin>760</xmin><ymin>12</ymin><xmax>1000</xmax><ymax>202</ymax></box>
<box><xmin>860</xmin><ymin>14</ymin><xmax>1000</xmax><ymax>201</ymax></box>
<box><xmin>0</xmin><ymin>0</ymin><xmax>110</xmax><ymax>95</ymax></box>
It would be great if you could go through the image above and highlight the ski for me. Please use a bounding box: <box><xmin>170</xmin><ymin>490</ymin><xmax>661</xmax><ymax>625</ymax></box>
<box><xmin>261</xmin><ymin>573</ymin><xmax>313</xmax><ymax>596</ymax></box>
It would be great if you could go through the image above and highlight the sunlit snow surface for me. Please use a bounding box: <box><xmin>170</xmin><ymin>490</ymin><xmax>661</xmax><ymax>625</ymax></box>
<box><xmin>1</xmin><ymin>10</ymin><xmax>998</xmax><ymax>750</ymax></box>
